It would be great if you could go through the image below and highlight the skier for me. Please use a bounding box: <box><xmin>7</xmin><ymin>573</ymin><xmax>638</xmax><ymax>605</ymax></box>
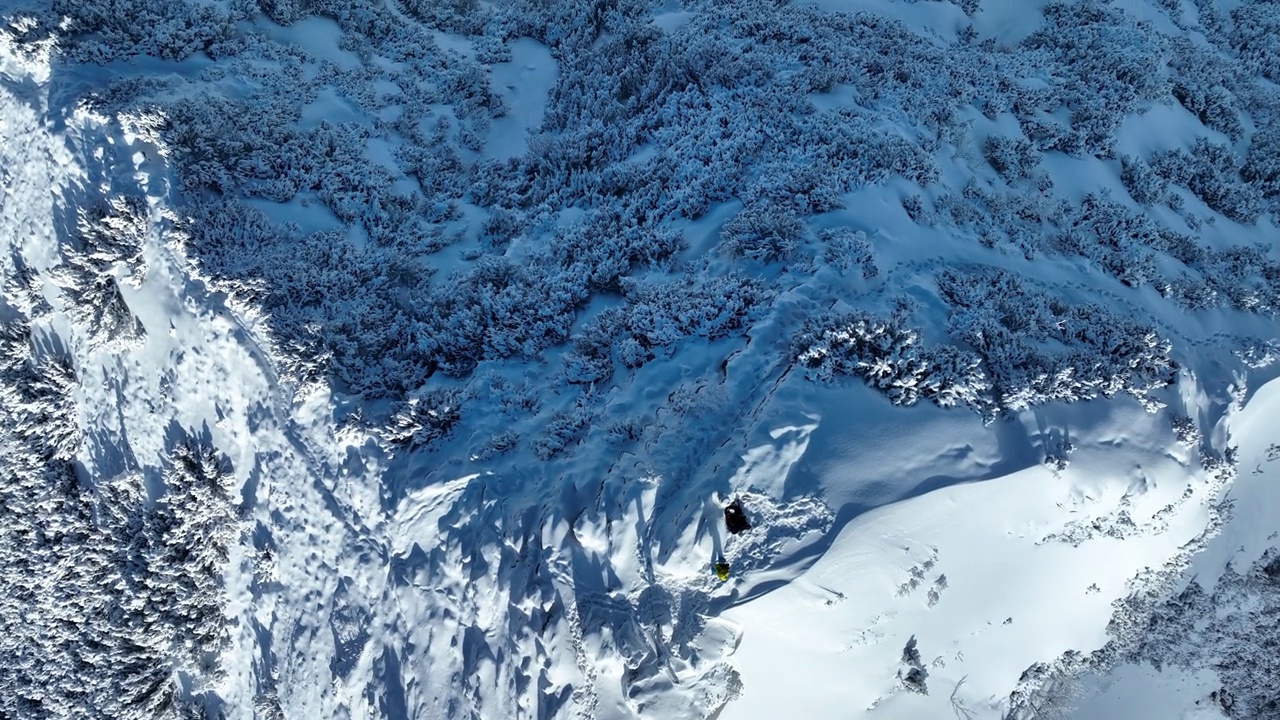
<box><xmin>713</xmin><ymin>558</ymin><xmax>731</xmax><ymax>581</ymax></box>
<box><xmin>724</xmin><ymin>497</ymin><xmax>751</xmax><ymax>534</ymax></box>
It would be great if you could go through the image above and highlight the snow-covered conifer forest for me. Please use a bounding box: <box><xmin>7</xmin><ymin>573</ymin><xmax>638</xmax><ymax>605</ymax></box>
<box><xmin>1</xmin><ymin>0</ymin><xmax>1278</xmax><ymax>717</ymax></box>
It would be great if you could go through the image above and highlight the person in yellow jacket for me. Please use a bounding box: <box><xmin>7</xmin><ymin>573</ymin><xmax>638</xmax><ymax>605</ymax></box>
<box><xmin>713</xmin><ymin>558</ymin><xmax>730</xmax><ymax>581</ymax></box>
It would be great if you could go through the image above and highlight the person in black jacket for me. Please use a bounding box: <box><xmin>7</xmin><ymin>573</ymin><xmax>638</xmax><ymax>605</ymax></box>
<box><xmin>724</xmin><ymin>498</ymin><xmax>751</xmax><ymax>534</ymax></box>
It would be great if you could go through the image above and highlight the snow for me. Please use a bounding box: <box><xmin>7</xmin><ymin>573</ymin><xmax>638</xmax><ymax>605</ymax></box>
<box><xmin>1061</xmin><ymin>375</ymin><xmax>1280</xmax><ymax>718</ymax></box>
<box><xmin>243</xmin><ymin>196</ymin><xmax>343</xmax><ymax>234</ymax></box>
<box><xmin>484</xmin><ymin>37</ymin><xmax>556</xmax><ymax>160</ymax></box>
<box><xmin>1071</xmin><ymin>663</ymin><xmax>1225</xmax><ymax>720</ymax></box>
<box><xmin>797</xmin><ymin>0</ymin><xmax>966</xmax><ymax>43</ymax></box>
<box><xmin>432</xmin><ymin>30</ymin><xmax>475</xmax><ymax>59</ymax></box>
<box><xmin>1113</xmin><ymin>102</ymin><xmax>1228</xmax><ymax>158</ymax></box>
<box><xmin>2</xmin><ymin>0</ymin><xmax>1279</xmax><ymax>718</ymax></box>
<box><xmin>970</xmin><ymin>0</ymin><xmax>1053</xmax><ymax>43</ymax></box>
<box><xmin>721</xmin><ymin>392</ymin><xmax>1217</xmax><ymax>719</ymax></box>
<box><xmin>269</xmin><ymin>17</ymin><xmax>361</xmax><ymax>71</ymax></box>
<box><xmin>1</xmin><ymin>35</ymin><xmax>389</xmax><ymax>717</ymax></box>
<box><xmin>651</xmin><ymin>10</ymin><xmax>695</xmax><ymax>32</ymax></box>
<box><xmin>298</xmin><ymin>87</ymin><xmax>366</xmax><ymax>126</ymax></box>
<box><xmin>1202</xmin><ymin>376</ymin><xmax>1280</xmax><ymax>580</ymax></box>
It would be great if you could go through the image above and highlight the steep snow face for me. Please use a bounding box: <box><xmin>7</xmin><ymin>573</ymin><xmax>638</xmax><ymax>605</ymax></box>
<box><xmin>3</xmin><ymin>0</ymin><xmax>1280</xmax><ymax>719</ymax></box>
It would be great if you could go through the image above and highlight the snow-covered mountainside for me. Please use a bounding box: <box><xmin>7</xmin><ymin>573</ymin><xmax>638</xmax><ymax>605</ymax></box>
<box><xmin>1</xmin><ymin>0</ymin><xmax>1277</xmax><ymax>718</ymax></box>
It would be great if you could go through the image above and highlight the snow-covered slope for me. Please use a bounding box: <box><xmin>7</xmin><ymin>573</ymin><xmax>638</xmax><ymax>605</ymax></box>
<box><xmin>1</xmin><ymin>1</ymin><xmax>1278</xmax><ymax>719</ymax></box>
<box><xmin>1051</xmin><ymin>377</ymin><xmax>1280</xmax><ymax>720</ymax></box>
<box><xmin>722</xmin><ymin>392</ymin><xmax>1229</xmax><ymax>718</ymax></box>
